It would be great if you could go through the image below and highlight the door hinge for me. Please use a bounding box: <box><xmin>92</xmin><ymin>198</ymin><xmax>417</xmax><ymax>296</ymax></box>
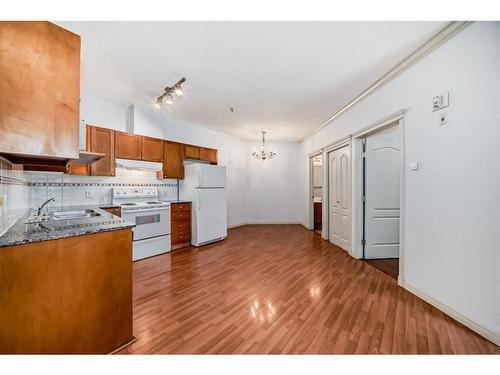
<box><xmin>361</xmin><ymin>239</ymin><xmax>366</xmax><ymax>246</ymax></box>
<box><xmin>362</xmin><ymin>152</ymin><xmax>367</xmax><ymax>158</ymax></box>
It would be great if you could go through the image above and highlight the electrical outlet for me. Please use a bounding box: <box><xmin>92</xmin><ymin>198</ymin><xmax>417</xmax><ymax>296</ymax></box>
<box><xmin>85</xmin><ymin>191</ymin><xmax>92</xmax><ymax>199</ymax></box>
<box><xmin>439</xmin><ymin>112</ymin><xmax>448</xmax><ymax>126</ymax></box>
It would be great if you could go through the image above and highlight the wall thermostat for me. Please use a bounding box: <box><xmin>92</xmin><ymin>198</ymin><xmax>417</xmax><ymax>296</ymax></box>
<box><xmin>432</xmin><ymin>92</ymin><xmax>449</xmax><ymax>111</ymax></box>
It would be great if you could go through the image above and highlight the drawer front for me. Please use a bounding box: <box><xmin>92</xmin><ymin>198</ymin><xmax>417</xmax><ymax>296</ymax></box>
<box><xmin>171</xmin><ymin>203</ymin><xmax>191</xmax><ymax>212</ymax></box>
<box><xmin>172</xmin><ymin>231</ymin><xmax>191</xmax><ymax>244</ymax></box>
<box><xmin>171</xmin><ymin>220</ymin><xmax>191</xmax><ymax>234</ymax></box>
<box><xmin>171</xmin><ymin>211</ymin><xmax>190</xmax><ymax>221</ymax></box>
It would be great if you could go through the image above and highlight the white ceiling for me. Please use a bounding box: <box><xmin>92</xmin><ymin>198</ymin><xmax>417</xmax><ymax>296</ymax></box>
<box><xmin>56</xmin><ymin>21</ymin><xmax>447</xmax><ymax>142</ymax></box>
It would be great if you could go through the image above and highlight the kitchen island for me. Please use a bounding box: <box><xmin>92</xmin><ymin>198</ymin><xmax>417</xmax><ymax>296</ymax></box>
<box><xmin>0</xmin><ymin>206</ymin><xmax>135</xmax><ymax>354</ymax></box>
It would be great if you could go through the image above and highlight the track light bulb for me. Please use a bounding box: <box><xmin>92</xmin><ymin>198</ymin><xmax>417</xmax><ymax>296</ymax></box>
<box><xmin>166</xmin><ymin>95</ymin><xmax>173</xmax><ymax>105</ymax></box>
<box><xmin>154</xmin><ymin>100</ymin><xmax>161</xmax><ymax>109</ymax></box>
<box><xmin>175</xmin><ymin>87</ymin><xmax>183</xmax><ymax>96</ymax></box>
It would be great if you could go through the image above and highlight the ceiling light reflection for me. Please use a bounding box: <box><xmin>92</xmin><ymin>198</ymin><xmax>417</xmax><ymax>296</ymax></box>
<box><xmin>250</xmin><ymin>299</ymin><xmax>276</xmax><ymax>323</ymax></box>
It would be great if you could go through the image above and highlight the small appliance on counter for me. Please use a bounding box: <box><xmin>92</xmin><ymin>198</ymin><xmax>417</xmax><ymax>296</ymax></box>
<box><xmin>112</xmin><ymin>187</ymin><xmax>171</xmax><ymax>261</ymax></box>
<box><xmin>181</xmin><ymin>164</ymin><xmax>227</xmax><ymax>246</ymax></box>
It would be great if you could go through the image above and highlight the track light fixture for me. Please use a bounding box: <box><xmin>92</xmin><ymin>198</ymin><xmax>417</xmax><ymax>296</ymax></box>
<box><xmin>154</xmin><ymin>77</ymin><xmax>186</xmax><ymax>108</ymax></box>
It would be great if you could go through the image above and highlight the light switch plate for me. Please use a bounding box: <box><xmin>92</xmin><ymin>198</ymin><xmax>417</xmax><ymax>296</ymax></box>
<box><xmin>432</xmin><ymin>91</ymin><xmax>449</xmax><ymax>111</ymax></box>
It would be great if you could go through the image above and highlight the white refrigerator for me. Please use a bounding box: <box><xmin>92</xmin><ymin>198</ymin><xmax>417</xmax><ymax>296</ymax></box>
<box><xmin>181</xmin><ymin>163</ymin><xmax>227</xmax><ymax>247</ymax></box>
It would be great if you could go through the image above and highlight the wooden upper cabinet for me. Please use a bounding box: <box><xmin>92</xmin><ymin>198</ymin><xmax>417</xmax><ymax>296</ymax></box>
<box><xmin>115</xmin><ymin>131</ymin><xmax>141</xmax><ymax>160</ymax></box>
<box><xmin>66</xmin><ymin>162</ymin><xmax>89</xmax><ymax>176</ymax></box>
<box><xmin>88</xmin><ymin>125</ymin><xmax>115</xmax><ymax>176</ymax></box>
<box><xmin>0</xmin><ymin>22</ymin><xmax>80</xmax><ymax>159</ymax></box>
<box><xmin>184</xmin><ymin>144</ymin><xmax>200</xmax><ymax>160</ymax></box>
<box><xmin>200</xmin><ymin>147</ymin><xmax>218</xmax><ymax>164</ymax></box>
<box><xmin>159</xmin><ymin>141</ymin><xmax>184</xmax><ymax>179</ymax></box>
<box><xmin>141</xmin><ymin>136</ymin><xmax>163</xmax><ymax>162</ymax></box>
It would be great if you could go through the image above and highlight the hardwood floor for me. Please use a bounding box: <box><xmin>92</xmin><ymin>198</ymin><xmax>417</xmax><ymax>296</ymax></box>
<box><xmin>119</xmin><ymin>225</ymin><xmax>498</xmax><ymax>354</ymax></box>
<box><xmin>364</xmin><ymin>258</ymin><xmax>399</xmax><ymax>280</ymax></box>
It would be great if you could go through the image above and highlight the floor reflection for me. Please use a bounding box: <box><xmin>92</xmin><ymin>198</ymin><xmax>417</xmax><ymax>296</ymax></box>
<box><xmin>250</xmin><ymin>300</ymin><xmax>276</xmax><ymax>323</ymax></box>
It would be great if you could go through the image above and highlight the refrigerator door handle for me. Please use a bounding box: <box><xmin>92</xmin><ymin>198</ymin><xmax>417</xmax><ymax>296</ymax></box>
<box><xmin>197</xmin><ymin>168</ymin><xmax>202</xmax><ymax>188</ymax></box>
<box><xmin>197</xmin><ymin>189</ymin><xmax>201</xmax><ymax>210</ymax></box>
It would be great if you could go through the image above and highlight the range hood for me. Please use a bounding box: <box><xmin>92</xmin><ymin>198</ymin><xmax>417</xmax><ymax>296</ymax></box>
<box><xmin>115</xmin><ymin>158</ymin><xmax>163</xmax><ymax>171</ymax></box>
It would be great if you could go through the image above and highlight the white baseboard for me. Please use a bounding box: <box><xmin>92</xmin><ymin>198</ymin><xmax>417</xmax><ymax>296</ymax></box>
<box><xmin>228</xmin><ymin>222</ymin><xmax>301</xmax><ymax>229</ymax></box>
<box><xmin>399</xmin><ymin>280</ymin><xmax>500</xmax><ymax>347</ymax></box>
<box><xmin>227</xmin><ymin>222</ymin><xmax>247</xmax><ymax>229</ymax></box>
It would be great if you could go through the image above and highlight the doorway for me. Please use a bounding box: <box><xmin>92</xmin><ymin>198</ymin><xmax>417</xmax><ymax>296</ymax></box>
<box><xmin>310</xmin><ymin>154</ymin><xmax>323</xmax><ymax>234</ymax></box>
<box><xmin>361</xmin><ymin>123</ymin><xmax>401</xmax><ymax>279</ymax></box>
<box><xmin>328</xmin><ymin>145</ymin><xmax>350</xmax><ymax>251</ymax></box>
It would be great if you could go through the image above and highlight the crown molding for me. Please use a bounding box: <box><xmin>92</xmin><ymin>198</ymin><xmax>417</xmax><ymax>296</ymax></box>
<box><xmin>298</xmin><ymin>21</ymin><xmax>474</xmax><ymax>144</ymax></box>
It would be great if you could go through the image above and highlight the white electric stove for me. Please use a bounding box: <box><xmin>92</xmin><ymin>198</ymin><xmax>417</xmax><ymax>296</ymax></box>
<box><xmin>113</xmin><ymin>187</ymin><xmax>171</xmax><ymax>261</ymax></box>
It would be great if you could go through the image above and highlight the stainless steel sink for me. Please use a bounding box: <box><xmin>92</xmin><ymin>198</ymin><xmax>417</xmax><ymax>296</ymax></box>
<box><xmin>25</xmin><ymin>209</ymin><xmax>101</xmax><ymax>224</ymax></box>
<box><xmin>51</xmin><ymin>209</ymin><xmax>101</xmax><ymax>220</ymax></box>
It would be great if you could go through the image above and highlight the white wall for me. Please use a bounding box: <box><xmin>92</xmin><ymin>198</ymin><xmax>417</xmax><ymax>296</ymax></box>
<box><xmin>299</xmin><ymin>22</ymin><xmax>500</xmax><ymax>340</ymax></box>
<box><xmin>246</xmin><ymin>141</ymin><xmax>300</xmax><ymax>224</ymax></box>
<box><xmin>0</xmin><ymin>157</ymin><xmax>30</xmax><ymax>235</ymax></box>
<box><xmin>80</xmin><ymin>98</ymin><xmax>301</xmax><ymax>228</ymax></box>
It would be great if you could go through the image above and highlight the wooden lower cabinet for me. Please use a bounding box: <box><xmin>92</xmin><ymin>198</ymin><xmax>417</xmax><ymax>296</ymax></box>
<box><xmin>171</xmin><ymin>202</ymin><xmax>191</xmax><ymax>249</ymax></box>
<box><xmin>0</xmin><ymin>229</ymin><xmax>133</xmax><ymax>354</ymax></box>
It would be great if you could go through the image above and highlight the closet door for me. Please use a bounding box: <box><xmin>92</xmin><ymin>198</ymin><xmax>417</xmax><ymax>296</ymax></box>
<box><xmin>328</xmin><ymin>145</ymin><xmax>350</xmax><ymax>251</ymax></box>
<box><xmin>364</xmin><ymin>126</ymin><xmax>400</xmax><ymax>259</ymax></box>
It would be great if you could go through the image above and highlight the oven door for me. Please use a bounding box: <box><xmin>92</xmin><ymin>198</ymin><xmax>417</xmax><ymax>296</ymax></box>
<box><xmin>122</xmin><ymin>207</ymin><xmax>170</xmax><ymax>241</ymax></box>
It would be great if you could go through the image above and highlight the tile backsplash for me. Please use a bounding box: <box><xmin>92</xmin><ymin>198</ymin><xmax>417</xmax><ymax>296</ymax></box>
<box><xmin>27</xmin><ymin>167</ymin><xmax>178</xmax><ymax>209</ymax></box>
<box><xmin>0</xmin><ymin>160</ymin><xmax>178</xmax><ymax>236</ymax></box>
<box><xmin>0</xmin><ymin>157</ymin><xmax>31</xmax><ymax>235</ymax></box>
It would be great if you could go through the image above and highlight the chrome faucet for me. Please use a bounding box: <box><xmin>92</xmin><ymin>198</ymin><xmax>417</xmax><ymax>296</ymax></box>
<box><xmin>37</xmin><ymin>198</ymin><xmax>55</xmax><ymax>216</ymax></box>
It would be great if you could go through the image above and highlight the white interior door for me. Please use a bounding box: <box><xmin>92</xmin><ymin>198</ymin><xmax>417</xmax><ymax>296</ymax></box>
<box><xmin>328</xmin><ymin>145</ymin><xmax>350</xmax><ymax>251</ymax></box>
<box><xmin>364</xmin><ymin>126</ymin><xmax>401</xmax><ymax>259</ymax></box>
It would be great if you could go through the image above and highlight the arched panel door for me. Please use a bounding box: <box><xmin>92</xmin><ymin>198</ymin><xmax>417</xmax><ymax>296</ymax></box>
<box><xmin>329</xmin><ymin>145</ymin><xmax>350</xmax><ymax>251</ymax></box>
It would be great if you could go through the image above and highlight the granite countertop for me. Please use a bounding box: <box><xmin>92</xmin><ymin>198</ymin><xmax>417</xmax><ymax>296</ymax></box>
<box><xmin>97</xmin><ymin>204</ymin><xmax>122</xmax><ymax>209</ymax></box>
<box><xmin>0</xmin><ymin>205</ymin><xmax>135</xmax><ymax>248</ymax></box>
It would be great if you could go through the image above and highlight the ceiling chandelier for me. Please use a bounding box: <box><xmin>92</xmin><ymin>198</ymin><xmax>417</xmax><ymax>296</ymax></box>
<box><xmin>251</xmin><ymin>131</ymin><xmax>277</xmax><ymax>161</ymax></box>
<box><xmin>154</xmin><ymin>77</ymin><xmax>186</xmax><ymax>109</ymax></box>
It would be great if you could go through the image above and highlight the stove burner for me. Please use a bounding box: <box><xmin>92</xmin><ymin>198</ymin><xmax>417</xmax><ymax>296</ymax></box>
<box><xmin>146</xmin><ymin>201</ymin><xmax>161</xmax><ymax>205</ymax></box>
<box><xmin>120</xmin><ymin>203</ymin><xmax>137</xmax><ymax>206</ymax></box>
